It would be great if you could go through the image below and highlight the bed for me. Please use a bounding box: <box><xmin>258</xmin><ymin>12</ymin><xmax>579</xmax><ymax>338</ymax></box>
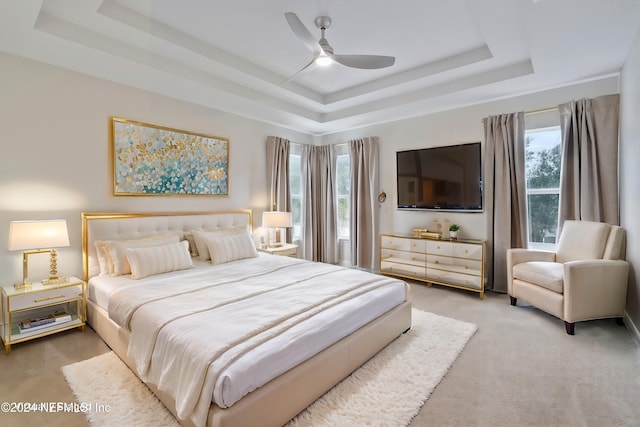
<box><xmin>81</xmin><ymin>210</ymin><xmax>412</xmax><ymax>427</ymax></box>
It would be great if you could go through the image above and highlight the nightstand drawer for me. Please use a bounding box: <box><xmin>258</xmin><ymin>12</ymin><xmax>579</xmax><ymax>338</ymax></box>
<box><xmin>9</xmin><ymin>285</ymin><xmax>83</xmax><ymax>311</ymax></box>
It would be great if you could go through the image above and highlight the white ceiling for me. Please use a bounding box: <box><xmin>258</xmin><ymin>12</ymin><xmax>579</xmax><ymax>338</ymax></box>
<box><xmin>1</xmin><ymin>0</ymin><xmax>639</xmax><ymax>135</ymax></box>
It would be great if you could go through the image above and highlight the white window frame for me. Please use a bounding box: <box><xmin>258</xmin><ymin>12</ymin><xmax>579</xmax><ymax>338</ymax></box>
<box><xmin>334</xmin><ymin>144</ymin><xmax>350</xmax><ymax>240</ymax></box>
<box><xmin>289</xmin><ymin>143</ymin><xmax>303</xmax><ymax>242</ymax></box>
<box><xmin>524</xmin><ymin>124</ymin><xmax>561</xmax><ymax>251</ymax></box>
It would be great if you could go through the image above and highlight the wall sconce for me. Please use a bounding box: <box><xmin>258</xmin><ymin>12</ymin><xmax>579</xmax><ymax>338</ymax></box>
<box><xmin>262</xmin><ymin>211</ymin><xmax>292</xmax><ymax>247</ymax></box>
<box><xmin>8</xmin><ymin>219</ymin><xmax>70</xmax><ymax>289</ymax></box>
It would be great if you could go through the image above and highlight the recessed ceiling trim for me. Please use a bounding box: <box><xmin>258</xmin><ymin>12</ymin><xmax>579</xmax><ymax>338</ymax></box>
<box><xmin>96</xmin><ymin>0</ymin><xmax>324</xmax><ymax>104</ymax></box>
<box><xmin>322</xmin><ymin>60</ymin><xmax>535</xmax><ymax>123</ymax></box>
<box><xmin>34</xmin><ymin>10</ymin><xmax>323</xmax><ymax>123</ymax></box>
<box><xmin>324</xmin><ymin>44</ymin><xmax>493</xmax><ymax>104</ymax></box>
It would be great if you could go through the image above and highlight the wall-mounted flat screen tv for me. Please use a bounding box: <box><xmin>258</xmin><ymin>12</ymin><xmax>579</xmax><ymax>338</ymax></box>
<box><xmin>396</xmin><ymin>142</ymin><xmax>483</xmax><ymax>211</ymax></box>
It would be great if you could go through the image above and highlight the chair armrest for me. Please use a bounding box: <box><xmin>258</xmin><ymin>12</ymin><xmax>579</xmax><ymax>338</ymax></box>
<box><xmin>506</xmin><ymin>249</ymin><xmax>556</xmax><ymax>295</ymax></box>
<box><xmin>507</xmin><ymin>248</ymin><xmax>556</xmax><ymax>265</ymax></box>
<box><xmin>563</xmin><ymin>260</ymin><xmax>630</xmax><ymax>322</ymax></box>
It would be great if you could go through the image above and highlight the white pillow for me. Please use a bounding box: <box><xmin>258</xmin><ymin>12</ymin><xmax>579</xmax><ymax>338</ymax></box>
<box><xmin>94</xmin><ymin>240</ymin><xmax>112</xmax><ymax>276</ymax></box>
<box><xmin>105</xmin><ymin>234</ymin><xmax>181</xmax><ymax>276</ymax></box>
<box><xmin>204</xmin><ymin>229</ymin><xmax>258</xmax><ymax>265</ymax></box>
<box><xmin>125</xmin><ymin>241</ymin><xmax>194</xmax><ymax>280</ymax></box>
<box><xmin>192</xmin><ymin>226</ymin><xmax>249</xmax><ymax>261</ymax></box>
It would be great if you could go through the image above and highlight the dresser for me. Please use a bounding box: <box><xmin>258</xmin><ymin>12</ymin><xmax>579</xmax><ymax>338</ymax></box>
<box><xmin>380</xmin><ymin>234</ymin><xmax>485</xmax><ymax>299</ymax></box>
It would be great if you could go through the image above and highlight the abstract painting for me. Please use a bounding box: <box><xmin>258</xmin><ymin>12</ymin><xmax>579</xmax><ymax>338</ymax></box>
<box><xmin>112</xmin><ymin>117</ymin><xmax>228</xmax><ymax>195</ymax></box>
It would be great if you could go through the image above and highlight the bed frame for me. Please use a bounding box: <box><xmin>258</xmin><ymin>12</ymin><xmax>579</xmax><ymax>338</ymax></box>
<box><xmin>81</xmin><ymin>211</ymin><xmax>412</xmax><ymax>427</ymax></box>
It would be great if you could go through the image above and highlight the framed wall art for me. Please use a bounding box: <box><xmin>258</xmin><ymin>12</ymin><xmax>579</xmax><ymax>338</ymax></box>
<box><xmin>111</xmin><ymin>117</ymin><xmax>229</xmax><ymax>196</ymax></box>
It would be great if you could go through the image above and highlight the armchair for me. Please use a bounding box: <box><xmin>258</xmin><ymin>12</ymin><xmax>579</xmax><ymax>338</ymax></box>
<box><xmin>507</xmin><ymin>220</ymin><xmax>629</xmax><ymax>335</ymax></box>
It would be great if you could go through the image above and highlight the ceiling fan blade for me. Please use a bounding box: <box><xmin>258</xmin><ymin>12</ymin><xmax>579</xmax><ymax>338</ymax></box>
<box><xmin>328</xmin><ymin>53</ymin><xmax>395</xmax><ymax>69</ymax></box>
<box><xmin>282</xmin><ymin>54</ymin><xmax>319</xmax><ymax>84</ymax></box>
<box><xmin>284</xmin><ymin>12</ymin><xmax>322</xmax><ymax>55</ymax></box>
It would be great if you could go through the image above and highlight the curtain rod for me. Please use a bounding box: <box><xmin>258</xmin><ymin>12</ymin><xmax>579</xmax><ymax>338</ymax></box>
<box><xmin>481</xmin><ymin>106</ymin><xmax>559</xmax><ymax>122</ymax></box>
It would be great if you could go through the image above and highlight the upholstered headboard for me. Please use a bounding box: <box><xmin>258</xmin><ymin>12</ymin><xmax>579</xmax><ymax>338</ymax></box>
<box><xmin>82</xmin><ymin>211</ymin><xmax>253</xmax><ymax>280</ymax></box>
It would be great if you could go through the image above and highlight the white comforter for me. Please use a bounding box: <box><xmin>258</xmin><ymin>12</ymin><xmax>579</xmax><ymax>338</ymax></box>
<box><xmin>108</xmin><ymin>255</ymin><xmax>407</xmax><ymax>427</ymax></box>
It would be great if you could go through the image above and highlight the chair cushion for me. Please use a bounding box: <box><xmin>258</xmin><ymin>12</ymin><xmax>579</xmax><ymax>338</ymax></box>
<box><xmin>556</xmin><ymin>221</ymin><xmax>610</xmax><ymax>264</ymax></box>
<box><xmin>513</xmin><ymin>262</ymin><xmax>564</xmax><ymax>294</ymax></box>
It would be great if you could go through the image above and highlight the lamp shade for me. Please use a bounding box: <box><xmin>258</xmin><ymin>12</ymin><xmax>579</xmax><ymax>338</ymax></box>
<box><xmin>262</xmin><ymin>211</ymin><xmax>292</xmax><ymax>228</ymax></box>
<box><xmin>8</xmin><ymin>219</ymin><xmax>70</xmax><ymax>251</ymax></box>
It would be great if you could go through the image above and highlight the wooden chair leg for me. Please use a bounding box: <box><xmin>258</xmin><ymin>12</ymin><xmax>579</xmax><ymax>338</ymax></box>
<box><xmin>564</xmin><ymin>321</ymin><xmax>575</xmax><ymax>335</ymax></box>
<box><xmin>509</xmin><ymin>296</ymin><xmax>517</xmax><ymax>306</ymax></box>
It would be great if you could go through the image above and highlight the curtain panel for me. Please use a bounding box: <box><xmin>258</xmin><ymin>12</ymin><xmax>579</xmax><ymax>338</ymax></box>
<box><xmin>484</xmin><ymin>113</ymin><xmax>527</xmax><ymax>293</ymax></box>
<box><xmin>266</xmin><ymin>136</ymin><xmax>292</xmax><ymax>243</ymax></box>
<box><xmin>349</xmin><ymin>137</ymin><xmax>380</xmax><ymax>270</ymax></box>
<box><xmin>558</xmin><ymin>94</ymin><xmax>620</xmax><ymax>228</ymax></box>
<box><xmin>300</xmin><ymin>144</ymin><xmax>338</xmax><ymax>263</ymax></box>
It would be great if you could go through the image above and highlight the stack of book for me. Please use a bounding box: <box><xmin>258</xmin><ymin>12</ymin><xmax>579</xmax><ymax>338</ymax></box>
<box><xmin>19</xmin><ymin>311</ymin><xmax>72</xmax><ymax>333</ymax></box>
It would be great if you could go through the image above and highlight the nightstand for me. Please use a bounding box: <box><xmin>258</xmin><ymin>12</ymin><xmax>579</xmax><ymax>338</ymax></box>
<box><xmin>1</xmin><ymin>276</ymin><xmax>86</xmax><ymax>354</ymax></box>
<box><xmin>259</xmin><ymin>243</ymin><xmax>299</xmax><ymax>257</ymax></box>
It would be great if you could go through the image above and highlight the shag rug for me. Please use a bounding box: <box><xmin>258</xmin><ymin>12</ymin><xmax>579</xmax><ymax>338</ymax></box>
<box><xmin>62</xmin><ymin>309</ymin><xmax>477</xmax><ymax>427</ymax></box>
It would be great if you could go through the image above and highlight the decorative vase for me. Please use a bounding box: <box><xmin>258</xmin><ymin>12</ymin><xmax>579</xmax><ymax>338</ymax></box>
<box><xmin>450</xmin><ymin>230</ymin><xmax>458</xmax><ymax>239</ymax></box>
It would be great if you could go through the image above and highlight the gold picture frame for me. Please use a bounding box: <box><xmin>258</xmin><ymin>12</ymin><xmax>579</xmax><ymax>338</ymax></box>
<box><xmin>111</xmin><ymin>117</ymin><xmax>229</xmax><ymax>196</ymax></box>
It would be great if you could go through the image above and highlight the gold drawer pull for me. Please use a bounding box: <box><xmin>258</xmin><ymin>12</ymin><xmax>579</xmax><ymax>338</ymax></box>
<box><xmin>435</xmin><ymin>260</ymin><xmax>439</xmax><ymax>264</ymax></box>
<box><xmin>34</xmin><ymin>294</ymin><xmax>65</xmax><ymax>303</ymax></box>
<box><xmin>465</xmin><ymin>249</ymin><xmax>469</xmax><ymax>253</ymax></box>
<box><xmin>437</xmin><ymin>246</ymin><xmax>441</xmax><ymax>249</ymax></box>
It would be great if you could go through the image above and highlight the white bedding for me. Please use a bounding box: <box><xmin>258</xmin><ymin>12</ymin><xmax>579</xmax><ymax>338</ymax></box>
<box><xmin>90</xmin><ymin>254</ymin><xmax>408</xmax><ymax>427</ymax></box>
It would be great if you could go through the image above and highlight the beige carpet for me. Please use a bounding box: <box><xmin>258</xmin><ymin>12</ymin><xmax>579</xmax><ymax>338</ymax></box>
<box><xmin>62</xmin><ymin>309</ymin><xmax>476</xmax><ymax>427</ymax></box>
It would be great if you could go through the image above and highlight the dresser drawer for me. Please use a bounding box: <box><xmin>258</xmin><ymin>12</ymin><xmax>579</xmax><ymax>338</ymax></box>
<box><xmin>381</xmin><ymin>261</ymin><xmax>425</xmax><ymax>279</ymax></box>
<box><xmin>453</xmin><ymin>243</ymin><xmax>483</xmax><ymax>260</ymax></box>
<box><xmin>426</xmin><ymin>270</ymin><xmax>482</xmax><ymax>290</ymax></box>
<box><xmin>382</xmin><ymin>249</ymin><xmax>426</xmax><ymax>264</ymax></box>
<box><xmin>8</xmin><ymin>285</ymin><xmax>83</xmax><ymax>311</ymax></box>
<box><xmin>381</xmin><ymin>236</ymin><xmax>410</xmax><ymax>251</ymax></box>
<box><xmin>408</xmin><ymin>239</ymin><xmax>427</xmax><ymax>253</ymax></box>
<box><xmin>426</xmin><ymin>240</ymin><xmax>453</xmax><ymax>256</ymax></box>
<box><xmin>428</xmin><ymin>258</ymin><xmax>482</xmax><ymax>275</ymax></box>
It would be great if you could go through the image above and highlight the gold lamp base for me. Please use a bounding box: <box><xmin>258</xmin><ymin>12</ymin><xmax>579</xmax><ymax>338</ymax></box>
<box><xmin>17</xmin><ymin>249</ymin><xmax>69</xmax><ymax>288</ymax></box>
<box><xmin>42</xmin><ymin>276</ymin><xmax>69</xmax><ymax>286</ymax></box>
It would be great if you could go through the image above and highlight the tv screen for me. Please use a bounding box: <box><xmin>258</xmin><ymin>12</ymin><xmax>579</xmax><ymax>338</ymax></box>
<box><xmin>396</xmin><ymin>142</ymin><xmax>483</xmax><ymax>211</ymax></box>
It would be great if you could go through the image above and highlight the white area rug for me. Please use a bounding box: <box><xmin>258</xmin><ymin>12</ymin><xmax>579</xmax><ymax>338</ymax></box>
<box><xmin>62</xmin><ymin>309</ymin><xmax>476</xmax><ymax>427</ymax></box>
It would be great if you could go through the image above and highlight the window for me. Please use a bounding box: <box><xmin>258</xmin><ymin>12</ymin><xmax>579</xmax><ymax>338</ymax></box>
<box><xmin>336</xmin><ymin>153</ymin><xmax>350</xmax><ymax>239</ymax></box>
<box><xmin>288</xmin><ymin>143</ymin><xmax>351</xmax><ymax>242</ymax></box>
<box><xmin>524</xmin><ymin>126</ymin><xmax>561</xmax><ymax>249</ymax></box>
<box><xmin>289</xmin><ymin>144</ymin><xmax>302</xmax><ymax>242</ymax></box>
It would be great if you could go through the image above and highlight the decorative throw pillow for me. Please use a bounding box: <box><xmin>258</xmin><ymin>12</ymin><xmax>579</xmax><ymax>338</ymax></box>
<box><xmin>104</xmin><ymin>234</ymin><xmax>181</xmax><ymax>276</ymax></box>
<box><xmin>192</xmin><ymin>226</ymin><xmax>249</xmax><ymax>261</ymax></box>
<box><xmin>183</xmin><ymin>232</ymin><xmax>199</xmax><ymax>257</ymax></box>
<box><xmin>94</xmin><ymin>240</ymin><xmax>112</xmax><ymax>276</ymax></box>
<box><xmin>204</xmin><ymin>228</ymin><xmax>258</xmax><ymax>265</ymax></box>
<box><xmin>125</xmin><ymin>241</ymin><xmax>194</xmax><ymax>280</ymax></box>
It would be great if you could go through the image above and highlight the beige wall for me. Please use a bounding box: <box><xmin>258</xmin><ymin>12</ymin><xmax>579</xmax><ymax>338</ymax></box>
<box><xmin>3</xmin><ymin>49</ymin><xmax>635</xmax><ymax>336</ymax></box>
<box><xmin>620</xmin><ymin>28</ymin><xmax>640</xmax><ymax>335</ymax></box>
<box><xmin>0</xmin><ymin>52</ymin><xmax>313</xmax><ymax>282</ymax></box>
<box><xmin>322</xmin><ymin>77</ymin><xmax>619</xmax><ymax>242</ymax></box>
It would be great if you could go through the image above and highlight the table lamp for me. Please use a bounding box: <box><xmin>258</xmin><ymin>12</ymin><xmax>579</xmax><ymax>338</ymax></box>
<box><xmin>8</xmin><ymin>219</ymin><xmax>70</xmax><ymax>289</ymax></box>
<box><xmin>262</xmin><ymin>211</ymin><xmax>292</xmax><ymax>248</ymax></box>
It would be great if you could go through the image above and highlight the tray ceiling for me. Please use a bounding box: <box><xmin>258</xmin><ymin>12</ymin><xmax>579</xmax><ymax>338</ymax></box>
<box><xmin>1</xmin><ymin>0</ymin><xmax>639</xmax><ymax>134</ymax></box>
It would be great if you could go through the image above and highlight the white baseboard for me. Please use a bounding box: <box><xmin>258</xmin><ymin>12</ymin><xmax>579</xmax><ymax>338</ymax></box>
<box><xmin>624</xmin><ymin>311</ymin><xmax>640</xmax><ymax>345</ymax></box>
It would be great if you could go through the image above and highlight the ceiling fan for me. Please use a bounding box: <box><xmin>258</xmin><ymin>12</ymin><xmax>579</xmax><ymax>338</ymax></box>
<box><xmin>284</xmin><ymin>12</ymin><xmax>395</xmax><ymax>82</ymax></box>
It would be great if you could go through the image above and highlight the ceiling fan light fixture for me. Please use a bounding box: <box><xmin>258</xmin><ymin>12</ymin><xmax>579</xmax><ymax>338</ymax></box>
<box><xmin>315</xmin><ymin>53</ymin><xmax>332</xmax><ymax>67</ymax></box>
